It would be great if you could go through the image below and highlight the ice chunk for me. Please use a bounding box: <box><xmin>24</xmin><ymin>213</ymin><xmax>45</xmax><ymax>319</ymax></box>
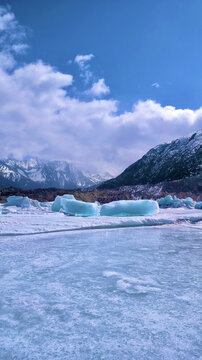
<box><xmin>100</xmin><ymin>200</ymin><xmax>159</xmax><ymax>217</ymax></box>
<box><xmin>157</xmin><ymin>195</ymin><xmax>196</xmax><ymax>209</ymax></box>
<box><xmin>183</xmin><ymin>197</ymin><xmax>196</xmax><ymax>209</ymax></box>
<box><xmin>163</xmin><ymin>195</ymin><xmax>174</xmax><ymax>206</ymax></box>
<box><xmin>62</xmin><ymin>199</ymin><xmax>98</xmax><ymax>217</ymax></box>
<box><xmin>4</xmin><ymin>196</ymin><xmax>31</xmax><ymax>208</ymax></box>
<box><xmin>62</xmin><ymin>194</ymin><xmax>75</xmax><ymax>200</ymax></box>
<box><xmin>157</xmin><ymin>195</ymin><xmax>173</xmax><ymax>207</ymax></box>
<box><xmin>21</xmin><ymin>197</ymin><xmax>31</xmax><ymax>208</ymax></box>
<box><xmin>31</xmin><ymin>199</ymin><xmax>41</xmax><ymax>208</ymax></box>
<box><xmin>3</xmin><ymin>196</ymin><xmax>41</xmax><ymax>208</ymax></box>
<box><xmin>195</xmin><ymin>201</ymin><xmax>202</xmax><ymax>209</ymax></box>
<box><xmin>51</xmin><ymin>195</ymin><xmax>98</xmax><ymax>216</ymax></box>
<box><xmin>51</xmin><ymin>194</ymin><xmax>75</xmax><ymax>212</ymax></box>
<box><xmin>51</xmin><ymin>196</ymin><xmax>63</xmax><ymax>212</ymax></box>
<box><xmin>171</xmin><ymin>195</ymin><xmax>182</xmax><ymax>208</ymax></box>
<box><xmin>4</xmin><ymin>196</ymin><xmax>24</xmax><ymax>207</ymax></box>
<box><xmin>40</xmin><ymin>202</ymin><xmax>50</xmax><ymax>208</ymax></box>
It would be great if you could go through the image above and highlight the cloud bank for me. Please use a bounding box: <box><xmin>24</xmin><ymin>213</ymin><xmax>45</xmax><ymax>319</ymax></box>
<box><xmin>0</xmin><ymin>6</ymin><xmax>201</xmax><ymax>173</ymax></box>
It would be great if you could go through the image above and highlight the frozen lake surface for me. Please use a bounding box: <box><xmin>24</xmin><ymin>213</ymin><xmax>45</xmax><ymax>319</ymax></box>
<box><xmin>0</xmin><ymin>225</ymin><xmax>201</xmax><ymax>360</ymax></box>
<box><xmin>0</xmin><ymin>207</ymin><xmax>202</xmax><ymax>235</ymax></box>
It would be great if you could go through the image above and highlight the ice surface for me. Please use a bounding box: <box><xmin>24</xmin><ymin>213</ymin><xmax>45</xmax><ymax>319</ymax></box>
<box><xmin>51</xmin><ymin>195</ymin><xmax>98</xmax><ymax>216</ymax></box>
<box><xmin>157</xmin><ymin>195</ymin><xmax>196</xmax><ymax>209</ymax></box>
<box><xmin>0</xmin><ymin>206</ymin><xmax>201</xmax><ymax>235</ymax></box>
<box><xmin>100</xmin><ymin>199</ymin><xmax>159</xmax><ymax>216</ymax></box>
<box><xmin>0</xmin><ymin>226</ymin><xmax>201</xmax><ymax>359</ymax></box>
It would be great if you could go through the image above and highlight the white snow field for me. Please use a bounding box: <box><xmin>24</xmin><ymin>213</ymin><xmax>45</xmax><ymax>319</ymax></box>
<box><xmin>0</xmin><ymin>201</ymin><xmax>201</xmax><ymax>359</ymax></box>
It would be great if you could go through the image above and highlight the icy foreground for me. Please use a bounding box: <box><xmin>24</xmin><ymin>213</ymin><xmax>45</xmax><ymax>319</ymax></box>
<box><xmin>0</xmin><ymin>226</ymin><xmax>201</xmax><ymax>359</ymax></box>
<box><xmin>0</xmin><ymin>203</ymin><xmax>202</xmax><ymax>234</ymax></box>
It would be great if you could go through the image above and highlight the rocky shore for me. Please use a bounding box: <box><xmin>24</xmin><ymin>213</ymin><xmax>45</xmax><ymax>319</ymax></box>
<box><xmin>0</xmin><ymin>176</ymin><xmax>201</xmax><ymax>204</ymax></box>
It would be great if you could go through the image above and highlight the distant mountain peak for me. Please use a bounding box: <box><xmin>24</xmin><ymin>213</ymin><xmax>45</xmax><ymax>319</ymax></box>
<box><xmin>99</xmin><ymin>131</ymin><xmax>202</xmax><ymax>189</ymax></box>
<box><xmin>0</xmin><ymin>158</ymin><xmax>112</xmax><ymax>190</ymax></box>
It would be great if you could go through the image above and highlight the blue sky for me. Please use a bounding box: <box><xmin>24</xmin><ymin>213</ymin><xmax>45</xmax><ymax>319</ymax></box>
<box><xmin>0</xmin><ymin>0</ymin><xmax>201</xmax><ymax>173</ymax></box>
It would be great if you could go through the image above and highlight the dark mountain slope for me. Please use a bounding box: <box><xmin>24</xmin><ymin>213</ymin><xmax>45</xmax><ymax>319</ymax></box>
<box><xmin>99</xmin><ymin>131</ymin><xmax>202</xmax><ymax>189</ymax></box>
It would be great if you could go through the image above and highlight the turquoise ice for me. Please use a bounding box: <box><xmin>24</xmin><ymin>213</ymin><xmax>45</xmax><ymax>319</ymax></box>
<box><xmin>51</xmin><ymin>195</ymin><xmax>75</xmax><ymax>212</ymax></box>
<box><xmin>195</xmin><ymin>201</ymin><xmax>202</xmax><ymax>209</ymax></box>
<box><xmin>3</xmin><ymin>195</ymin><xmax>40</xmax><ymax>208</ymax></box>
<box><xmin>62</xmin><ymin>199</ymin><xmax>99</xmax><ymax>217</ymax></box>
<box><xmin>52</xmin><ymin>195</ymin><xmax>98</xmax><ymax>216</ymax></box>
<box><xmin>157</xmin><ymin>195</ymin><xmax>196</xmax><ymax>208</ymax></box>
<box><xmin>100</xmin><ymin>199</ymin><xmax>159</xmax><ymax>216</ymax></box>
<box><xmin>51</xmin><ymin>194</ymin><xmax>76</xmax><ymax>212</ymax></box>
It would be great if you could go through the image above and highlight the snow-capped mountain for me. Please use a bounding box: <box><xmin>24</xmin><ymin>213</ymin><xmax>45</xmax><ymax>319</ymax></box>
<box><xmin>83</xmin><ymin>171</ymin><xmax>113</xmax><ymax>184</ymax></box>
<box><xmin>0</xmin><ymin>158</ymin><xmax>112</xmax><ymax>190</ymax></box>
<box><xmin>99</xmin><ymin>130</ymin><xmax>202</xmax><ymax>189</ymax></box>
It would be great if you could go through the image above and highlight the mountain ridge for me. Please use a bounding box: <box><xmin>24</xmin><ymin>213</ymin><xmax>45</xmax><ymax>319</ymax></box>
<box><xmin>99</xmin><ymin>131</ymin><xmax>202</xmax><ymax>189</ymax></box>
<box><xmin>0</xmin><ymin>158</ymin><xmax>112</xmax><ymax>190</ymax></box>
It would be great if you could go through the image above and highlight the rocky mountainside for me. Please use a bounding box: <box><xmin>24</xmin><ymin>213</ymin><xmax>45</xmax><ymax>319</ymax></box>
<box><xmin>99</xmin><ymin>131</ymin><xmax>202</xmax><ymax>189</ymax></box>
<box><xmin>0</xmin><ymin>175</ymin><xmax>201</xmax><ymax>205</ymax></box>
<box><xmin>0</xmin><ymin>158</ymin><xmax>112</xmax><ymax>190</ymax></box>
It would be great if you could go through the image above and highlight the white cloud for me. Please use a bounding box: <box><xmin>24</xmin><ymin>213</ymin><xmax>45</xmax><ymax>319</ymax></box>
<box><xmin>74</xmin><ymin>53</ymin><xmax>94</xmax><ymax>83</ymax></box>
<box><xmin>0</xmin><ymin>51</ymin><xmax>15</xmax><ymax>69</ymax></box>
<box><xmin>0</xmin><ymin>6</ymin><xmax>201</xmax><ymax>173</ymax></box>
<box><xmin>152</xmin><ymin>82</ymin><xmax>160</xmax><ymax>88</ymax></box>
<box><xmin>87</xmin><ymin>78</ymin><xmax>110</xmax><ymax>97</ymax></box>
<box><xmin>74</xmin><ymin>54</ymin><xmax>94</xmax><ymax>65</ymax></box>
<box><xmin>0</xmin><ymin>7</ymin><xmax>15</xmax><ymax>31</ymax></box>
<box><xmin>12</xmin><ymin>43</ymin><xmax>28</xmax><ymax>54</ymax></box>
<box><xmin>0</xmin><ymin>5</ymin><xmax>27</xmax><ymax>68</ymax></box>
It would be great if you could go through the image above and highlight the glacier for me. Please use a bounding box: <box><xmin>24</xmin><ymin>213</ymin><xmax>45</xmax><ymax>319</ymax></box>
<box><xmin>100</xmin><ymin>199</ymin><xmax>159</xmax><ymax>216</ymax></box>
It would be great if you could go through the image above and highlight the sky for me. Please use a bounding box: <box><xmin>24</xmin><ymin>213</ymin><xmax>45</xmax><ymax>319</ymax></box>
<box><xmin>0</xmin><ymin>0</ymin><xmax>201</xmax><ymax>174</ymax></box>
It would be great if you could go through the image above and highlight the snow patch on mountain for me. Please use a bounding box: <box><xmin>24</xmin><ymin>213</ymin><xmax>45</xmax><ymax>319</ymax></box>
<box><xmin>0</xmin><ymin>159</ymin><xmax>112</xmax><ymax>190</ymax></box>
